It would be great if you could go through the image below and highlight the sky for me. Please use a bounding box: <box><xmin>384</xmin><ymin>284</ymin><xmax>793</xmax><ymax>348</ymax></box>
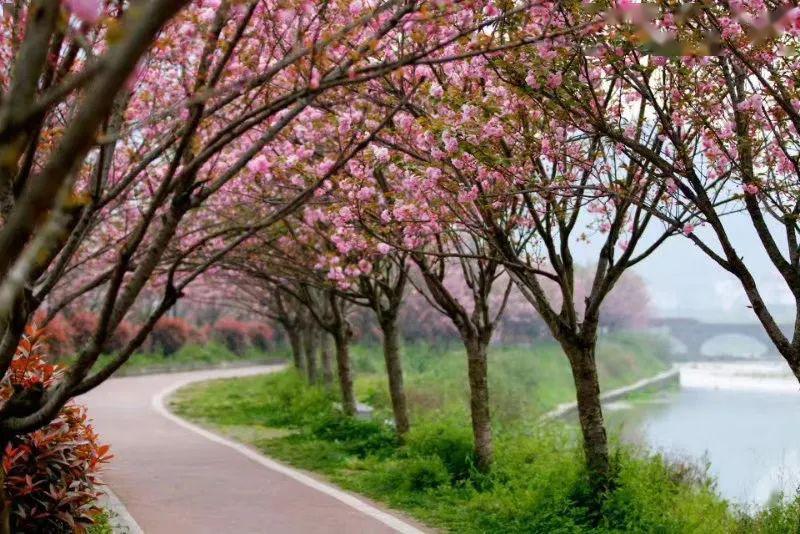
<box><xmin>572</xmin><ymin>211</ymin><xmax>794</xmax><ymax>324</ymax></box>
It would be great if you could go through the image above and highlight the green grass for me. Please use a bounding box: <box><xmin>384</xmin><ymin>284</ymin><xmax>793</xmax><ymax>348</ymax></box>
<box><xmin>351</xmin><ymin>333</ymin><xmax>669</xmax><ymax>427</ymax></box>
<box><xmin>75</xmin><ymin>341</ymin><xmax>287</xmax><ymax>376</ymax></box>
<box><xmin>86</xmin><ymin>511</ymin><xmax>113</xmax><ymax>534</ymax></box>
<box><xmin>170</xmin><ymin>334</ymin><xmax>800</xmax><ymax>532</ymax></box>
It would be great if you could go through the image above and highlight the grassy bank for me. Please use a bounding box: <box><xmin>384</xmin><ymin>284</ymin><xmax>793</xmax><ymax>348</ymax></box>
<box><xmin>351</xmin><ymin>333</ymin><xmax>668</xmax><ymax>426</ymax></box>
<box><xmin>170</xmin><ymin>335</ymin><xmax>800</xmax><ymax>533</ymax></box>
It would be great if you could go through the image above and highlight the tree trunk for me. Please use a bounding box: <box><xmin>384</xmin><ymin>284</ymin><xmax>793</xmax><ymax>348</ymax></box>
<box><xmin>465</xmin><ymin>337</ymin><xmax>493</xmax><ymax>472</ymax></box>
<box><xmin>320</xmin><ymin>332</ymin><xmax>334</xmax><ymax>388</ymax></box>
<box><xmin>566</xmin><ymin>343</ymin><xmax>611</xmax><ymax>494</ymax></box>
<box><xmin>381</xmin><ymin>318</ymin><xmax>410</xmax><ymax>436</ymax></box>
<box><xmin>333</xmin><ymin>332</ymin><xmax>356</xmax><ymax>415</ymax></box>
<box><xmin>302</xmin><ymin>326</ymin><xmax>318</xmax><ymax>384</ymax></box>
<box><xmin>285</xmin><ymin>326</ymin><xmax>304</xmax><ymax>373</ymax></box>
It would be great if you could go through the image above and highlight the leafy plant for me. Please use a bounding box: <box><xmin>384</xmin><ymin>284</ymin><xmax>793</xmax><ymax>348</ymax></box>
<box><xmin>40</xmin><ymin>315</ymin><xmax>75</xmax><ymax>359</ymax></box>
<box><xmin>246</xmin><ymin>322</ymin><xmax>275</xmax><ymax>352</ymax></box>
<box><xmin>67</xmin><ymin>312</ymin><xmax>98</xmax><ymax>352</ymax></box>
<box><xmin>212</xmin><ymin>318</ymin><xmax>251</xmax><ymax>355</ymax></box>
<box><xmin>1</xmin><ymin>327</ymin><xmax>112</xmax><ymax>533</ymax></box>
<box><xmin>405</xmin><ymin>421</ymin><xmax>476</xmax><ymax>482</ymax></box>
<box><xmin>309</xmin><ymin>414</ymin><xmax>397</xmax><ymax>458</ymax></box>
<box><xmin>148</xmin><ymin>317</ymin><xmax>193</xmax><ymax>355</ymax></box>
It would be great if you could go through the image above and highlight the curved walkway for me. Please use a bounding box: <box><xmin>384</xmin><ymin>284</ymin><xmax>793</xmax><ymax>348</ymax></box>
<box><xmin>80</xmin><ymin>365</ymin><xmax>427</xmax><ymax>534</ymax></box>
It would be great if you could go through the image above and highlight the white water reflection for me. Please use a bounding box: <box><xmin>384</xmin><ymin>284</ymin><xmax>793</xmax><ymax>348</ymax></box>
<box><xmin>608</xmin><ymin>361</ymin><xmax>800</xmax><ymax>506</ymax></box>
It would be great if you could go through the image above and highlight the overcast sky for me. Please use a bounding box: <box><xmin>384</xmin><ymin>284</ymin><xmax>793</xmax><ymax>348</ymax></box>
<box><xmin>571</xmin><ymin>212</ymin><xmax>793</xmax><ymax>324</ymax></box>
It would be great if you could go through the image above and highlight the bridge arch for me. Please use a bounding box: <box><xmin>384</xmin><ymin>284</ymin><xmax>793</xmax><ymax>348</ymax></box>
<box><xmin>699</xmin><ymin>333</ymin><xmax>768</xmax><ymax>359</ymax></box>
<box><xmin>653</xmin><ymin>318</ymin><xmax>788</xmax><ymax>360</ymax></box>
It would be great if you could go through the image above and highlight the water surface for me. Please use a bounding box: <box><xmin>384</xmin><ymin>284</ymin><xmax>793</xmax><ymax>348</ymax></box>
<box><xmin>607</xmin><ymin>361</ymin><xmax>800</xmax><ymax>506</ymax></box>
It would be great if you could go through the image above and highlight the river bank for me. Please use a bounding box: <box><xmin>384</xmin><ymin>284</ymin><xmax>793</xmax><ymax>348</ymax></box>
<box><xmin>167</xmin><ymin>336</ymin><xmax>800</xmax><ymax>533</ymax></box>
<box><xmin>350</xmin><ymin>334</ymin><xmax>671</xmax><ymax>424</ymax></box>
<box><xmin>607</xmin><ymin>361</ymin><xmax>800</xmax><ymax>507</ymax></box>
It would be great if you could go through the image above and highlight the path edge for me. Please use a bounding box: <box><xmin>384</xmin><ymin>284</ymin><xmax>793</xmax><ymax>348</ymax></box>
<box><xmin>152</xmin><ymin>369</ymin><xmax>427</xmax><ymax>534</ymax></box>
<box><xmin>98</xmin><ymin>485</ymin><xmax>145</xmax><ymax>534</ymax></box>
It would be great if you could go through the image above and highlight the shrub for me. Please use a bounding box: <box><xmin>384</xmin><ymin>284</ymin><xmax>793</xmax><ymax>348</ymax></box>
<box><xmin>41</xmin><ymin>315</ymin><xmax>75</xmax><ymax>359</ymax></box>
<box><xmin>212</xmin><ymin>318</ymin><xmax>251</xmax><ymax>355</ymax></box>
<box><xmin>599</xmin><ymin>450</ymin><xmax>735</xmax><ymax>533</ymax></box>
<box><xmin>2</xmin><ymin>327</ymin><xmax>111</xmax><ymax>533</ymax></box>
<box><xmin>105</xmin><ymin>319</ymin><xmax>136</xmax><ymax>353</ymax></box>
<box><xmin>187</xmin><ymin>324</ymin><xmax>209</xmax><ymax>346</ymax></box>
<box><xmin>736</xmin><ymin>494</ymin><xmax>800</xmax><ymax>533</ymax></box>
<box><xmin>245</xmin><ymin>322</ymin><xmax>274</xmax><ymax>351</ymax></box>
<box><xmin>148</xmin><ymin>316</ymin><xmax>192</xmax><ymax>355</ymax></box>
<box><xmin>67</xmin><ymin>311</ymin><xmax>98</xmax><ymax>350</ymax></box>
<box><xmin>402</xmin><ymin>456</ymin><xmax>450</xmax><ymax>492</ymax></box>
<box><xmin>405</xmin><ymin>421</ymin><xmax>476</xmax><ymax>482</ymax></box>
<box><xmin>359</xmin><ymin>456</ymin><xmax>450</xmax><ymax>494</ymax></box>
<box><xmin>309</xmin><ymin>413</ymin><xmax>397</xmax><ymax>458</ymax></box>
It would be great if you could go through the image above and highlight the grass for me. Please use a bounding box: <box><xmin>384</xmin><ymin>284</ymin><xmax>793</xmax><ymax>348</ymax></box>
<box><xmin>86</xmin><ymin>511</ymin><xmax>113</xmax><ymax>534</ymax></box>
<box><xmin>350</xmin><ymin>333</ymin><xmax>669</xmax><ymax>427</ymax></box>
<box><xmin>170</xmin><ymin>334</ymin><xmax>800</xmax><ymax>532</ymax></box>
<box><xmin>171</xmin><ymin>334</ymin><xmax>782</xmax><ymax>532</ymax></box>
<box><xmin>72</xmin><ymin>341</ymin><xmax>287</xmax><ymax>376</ymax></box>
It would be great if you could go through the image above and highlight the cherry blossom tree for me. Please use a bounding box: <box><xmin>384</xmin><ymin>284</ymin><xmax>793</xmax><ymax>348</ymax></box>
<box><xmin>546</xmin><ymin>3</ymin><xmax>800</xmax><ymax>383</ymax></box>
<box><xmin>0</xmin><ymin>3</ymin><xmax>564</xmax><ymax>524</ymax></box>
<box><xmin>334</xmin><ymin>139</ymin><xmax>512</xmax><ymax>470</ymax></box>
<box><xmin>344</xmin><ymin>12</ymin><xmax>692</xmax><ymax>489</ymax></box>
<box><xmin>0</xmin><ymin>0</ymin><xmax>190</xmax><ymax>526</ymax></box>
<box><xmin>218</xmin><ymin>274</ymin><xmax>310</xmax><ymax>372</ymax></box>
<box><xmin>356</xmin><ymin>254</ymin><xmax>411</xmax><ymax>435</ymax></box>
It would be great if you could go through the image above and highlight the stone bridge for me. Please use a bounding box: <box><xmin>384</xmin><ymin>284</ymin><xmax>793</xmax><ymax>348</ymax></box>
<box><xmin>652</xmin><ymin>317</ymin><xmax>793</xmax><ymax>360</ymax></box>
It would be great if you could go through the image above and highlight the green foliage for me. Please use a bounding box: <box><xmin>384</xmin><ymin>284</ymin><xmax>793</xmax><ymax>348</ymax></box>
<box><xmin>598</xmin><ymin>452</ymin><xmax>735</xmax><ymax>533</ymax></box>
<box><xmin>172</xmin><ymin>370</ymin><xmax>332</xmax><ymax>429</ymax></box>
<box><xmin>732</xmin><ymin>494</ymin><xmax>800</xmax><ymax>534</ymax></box>
<box><xmin>309</xmin><ymin>413</ymin><xmax>398</xmax><ymax>458</ymax></box>
<box><xmin>404</xmin><ymin>420</ymin><xmax>477</xmax><ymax>482</ymax></box>
<box><xmin>353</xmin><ymin>335</ymin><xmax>668</xmax><ymax>427</ymax></box>
<box><xmin>86</xmin><ymin>512</ymin><xmax>113</xmax><ymax>534</ymax></box>
<box><xmin>363</xmin><ymin>456</ymin><xmax>451</xmax><ymax>493</ymax></box>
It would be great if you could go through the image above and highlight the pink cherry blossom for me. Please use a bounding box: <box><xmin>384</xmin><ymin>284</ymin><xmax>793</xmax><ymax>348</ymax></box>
<box><xmin>743</xmin><ymin>183</ymin><xmax>760</xmax><ymax>195</ymax></box>
<box><xmin>349</xmin><ymin>0</ymin><xmax>363</xmax><ymax>16</ymax></box>
<box><xmin>63</xmin><ymin>0</ymin><xmax>102</xmax><ymax>23</ymax></box>
<box><xmin>372</xmin><ymin>146</ymin><xmax>390</xmax><ymax>163</ymax></box>
<box><xmin>546</xmin><ymin>72</ymin><xmax>563</xmax><ymax>89</ymax></box>
<box><xmin>247</xmin><ymin>155</ymin><xmax>272</xmax><ymax>174</ymax></box>
<box><xmin>358</xmin><ymin>259</ymin><xmax>373</xmax><ymax>275</ymax></box>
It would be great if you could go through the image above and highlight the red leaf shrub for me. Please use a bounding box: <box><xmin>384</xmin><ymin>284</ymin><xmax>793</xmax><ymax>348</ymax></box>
<box><xmin>1</xmin><ymin>327</ymin><xmax>111</xmax><ymax>533</ymax></box>
<box><xmin>147</xmin><ymin>317</ymin><xmax>192</xmax><ymax>355</ymax></box>
<box><xmin>106</xmin><ymin>319</ymin><xmax>136</xmax><ymax>353</ymax></box>
<box><xmin>187</xmin><ymin>323</ymin><xmax>209</xmax><ymax>346</ymax></box>
<box><xmin>41</xmin><ymin>315</ymin><xmax>75</xmax><ymax>359</ymax></box>
<box><xmin>67</xmin><ymin>312</ymin><xmax>97</xmax><ymax>350</ymax></box>
<box><xmin>246</xmin><ymin>322</ymin><xmax>275</xmax><ymax>351</ymax></box>
<box><xmin>212</xmin><ymin>318</ymin><xmax>251</xmax><ymax>355</ymax></box>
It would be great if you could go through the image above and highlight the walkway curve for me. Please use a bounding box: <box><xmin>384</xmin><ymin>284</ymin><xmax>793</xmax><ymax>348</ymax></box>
<box><xmin>81</xmin><ymin>365</ymin><xmax>428</xmax><ymax>534</ymax></box>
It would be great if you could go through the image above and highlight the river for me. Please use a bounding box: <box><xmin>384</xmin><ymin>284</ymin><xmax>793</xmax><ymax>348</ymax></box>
<box><xmin>606</xmin><ymin>361</ymin><xmax>800</xmax><ymax>507</ymax></box>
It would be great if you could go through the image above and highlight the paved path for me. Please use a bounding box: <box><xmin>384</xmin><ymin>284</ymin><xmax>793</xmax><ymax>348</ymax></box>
<box><xmin>81</xmin><ymin>365</ymin><xmax>426</xmax><ymax>534</ymax></box>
